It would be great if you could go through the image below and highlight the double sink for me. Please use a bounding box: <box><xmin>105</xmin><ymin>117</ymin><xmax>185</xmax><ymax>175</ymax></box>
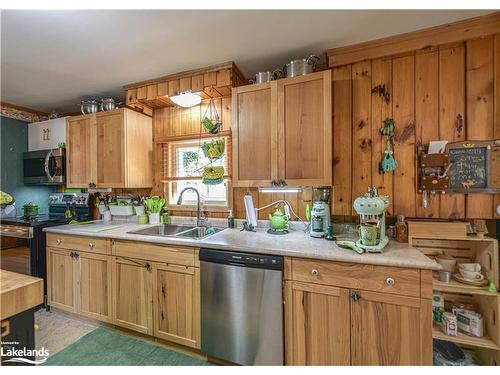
<box><xmin>128</xmin><ymin>224</ymin><xmax>224</xmax><ymax>240</ymax></box>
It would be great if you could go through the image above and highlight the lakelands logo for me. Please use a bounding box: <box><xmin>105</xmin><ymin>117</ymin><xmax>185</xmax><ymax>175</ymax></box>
<box><xmin>1</xmin><ymin>342</ymin><xmax>49</xmax><ymax>365</ymax></box>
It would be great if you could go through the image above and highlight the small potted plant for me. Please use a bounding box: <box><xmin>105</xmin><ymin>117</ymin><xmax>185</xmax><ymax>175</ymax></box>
<box><xmin>144</xmin><ymin>196</ymin><xmax>166</xmax><ymax>224</ymax></box>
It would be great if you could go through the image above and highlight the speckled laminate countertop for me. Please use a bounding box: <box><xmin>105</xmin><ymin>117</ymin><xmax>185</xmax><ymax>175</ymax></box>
<box><xmin>43</xmin><ymin>219</ymin><xmax>440</xmax><ymax>270</ymax></box>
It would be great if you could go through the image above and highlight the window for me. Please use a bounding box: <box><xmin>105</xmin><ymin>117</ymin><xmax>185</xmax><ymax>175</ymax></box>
<box><xmin>162</xmin><ymin>137</ymin><xmax>230</xmax><ymax>208</ymax></box>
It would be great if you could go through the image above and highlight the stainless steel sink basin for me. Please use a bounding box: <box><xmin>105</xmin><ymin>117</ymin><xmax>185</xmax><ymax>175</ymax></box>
<box><xmin>175</xmin><ymin>226</ymin><xmax>223</xmax><ymax>240</ymax></box>
<box><xmin>127</xmin><ymin>224</ymin><xmax>223</xmax><ymax>240</ymax></box>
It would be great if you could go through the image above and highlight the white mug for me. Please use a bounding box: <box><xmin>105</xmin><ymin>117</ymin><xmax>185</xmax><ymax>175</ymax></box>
<box><xmin>459</xmin><ymin>269</ymin><xmax>484</xmax><ymax>281</ymax></box>
<box><xmin>458</xmin><ymin>263</ymin><xmax>481</xmax><ymax>272</ymax></box>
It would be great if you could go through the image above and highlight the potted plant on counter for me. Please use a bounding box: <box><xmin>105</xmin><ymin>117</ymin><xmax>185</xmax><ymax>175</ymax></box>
<box><xmin>145</xmin><ymin>196</ymin><xmax>165</xmax><ymax>224</ymax></box>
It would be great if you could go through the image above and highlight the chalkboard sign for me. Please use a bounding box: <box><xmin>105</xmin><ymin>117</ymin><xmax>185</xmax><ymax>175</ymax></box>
<box><xmin>448</xmin><ymin>147</ymin><xmax>487</xmax><ymax>189</ymax></box>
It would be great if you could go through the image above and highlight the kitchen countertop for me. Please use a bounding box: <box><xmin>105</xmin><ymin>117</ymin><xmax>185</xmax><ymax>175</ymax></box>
<box><xmin>1</xmin><ymin>270</ymin><xmax>43</xmax><ymax>320</ymax></box>
<box><xmin>44</xmin><ymin>220</ymin><xmax>440</xmax><ymax>270</ymax></box>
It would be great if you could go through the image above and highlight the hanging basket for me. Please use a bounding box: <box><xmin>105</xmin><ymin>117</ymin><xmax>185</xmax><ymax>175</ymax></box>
<box><xmin>202</xmin><ymin>138</ymin><xmax>225</xmax><ymax>161</ymax></box>
<box><xmin>201</xmin><ymin>96</ymin><xmax>222</xmax><ymax>134</ymax></box>
<box><xmin>202</xmin><ymin>166</ymin><xmax>225</xmax><ymax>185</ymax></box>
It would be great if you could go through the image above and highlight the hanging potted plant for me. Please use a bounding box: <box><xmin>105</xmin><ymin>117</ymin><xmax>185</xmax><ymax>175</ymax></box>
<box><xmin>201</xmin><ymin>96</ymin><xmax>222</xmax><ymax>134</ymax></box>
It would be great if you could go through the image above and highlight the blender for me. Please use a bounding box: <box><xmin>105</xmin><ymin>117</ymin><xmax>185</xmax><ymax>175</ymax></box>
<box><xmin>310</xmin><ymin>187</ymin><xmax>331</xmax><ymax>238</ymax></box>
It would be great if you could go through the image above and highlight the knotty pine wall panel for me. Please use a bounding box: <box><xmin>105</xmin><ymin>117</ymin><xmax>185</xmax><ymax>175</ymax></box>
<box><xmin>495</xmin><ymin>34</ymin><xmax>500</xmax><ymax>219</ymax></box>
<box><xmin>466</xmin><ymin>36</ymin><xmax>495</xmax><ymax>219</ymax></box>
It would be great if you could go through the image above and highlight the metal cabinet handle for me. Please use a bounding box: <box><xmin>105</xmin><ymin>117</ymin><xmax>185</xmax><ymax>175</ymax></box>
<box><xmin>385</xmin><ymin>277</ymin><xmax>395</xmax><ymax>286</ymax></box>
<box><xmin>69</xmin><ymin>251</ymin><xmax>74</xmax><ymax>258</ymax></box>
<box><xmin>89</xmin><ymin>243</ymin><xmax>94</xmax><ymax>249</ymax></box>
<box><xmin>73</xmin><ymin>252</ymin><xmax>80</xmax><ymax>259</ymax></box>
<box><xmin>310</xmin><ymin>269</ymin><xmax>319</xmax><ymax>276</ymax></box>
<box><xmin>351</xmin><ymin>291</ymin><xmax>361</xmax><ymax>301</ymax></box>
<box><xmin>56</xmin><ymin>239</ymin><xmax>62</xmax><ymax>245</ymax></box>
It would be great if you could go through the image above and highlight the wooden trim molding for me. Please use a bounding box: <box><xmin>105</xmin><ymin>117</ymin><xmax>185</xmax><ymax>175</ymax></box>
<box><xmin>0</xmin><ymin>101</ymin><xmax>48</xmax><ymax>122</ymax></box>
<box><xmin>327</xmin><ymin>12</ymin><xmax>500</xmax><ymax>67</ymax></box>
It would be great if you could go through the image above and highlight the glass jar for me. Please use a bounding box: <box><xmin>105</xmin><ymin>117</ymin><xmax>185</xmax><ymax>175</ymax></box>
<box><xmin>395</xmin><ymin>215</ymin><xmax>408</xmax><ymax>242</ymax></box>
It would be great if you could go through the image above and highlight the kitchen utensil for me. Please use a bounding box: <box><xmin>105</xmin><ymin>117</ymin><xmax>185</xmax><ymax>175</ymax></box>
<box><xmin>453</xmin><ymin>273</ymin><xmax>488</xmax><ymax>286</ymax></box>
<box><xmin>436</xmin><ymin>255</ymin><xmax>457</xmax><ymax>273</ymax></box>
<box><xmin>80</xmin><ymin>99</ymin><xmax>99</xmax><ymax>114</ymax></box>
<box><xmin>458</xmin><ymin>269</ymin><xmax>484</xmax><ymax>281</ymax></box>
<box><xmin>283</xmin><ymin>55</ymin><xmax>319</xmax><ymax>77</ymax></box>
<box><xmin>22</xmin><ymin>202</ymin><xmax>39</xmax><ymax>218</ymax></box>
<box><xmin>458</xmin><ymin>263</ymin><xmax>481</xmax><ymax>272</ymax></box>
<box><xmin>100</xmin><ymin>98</ymin><xmax>121</xmax><ymax>111</ymax></box>
<box><xmin>438</xmin><ymin>270</ymin><xmax>451</xmax><ymax>283</ymax></box>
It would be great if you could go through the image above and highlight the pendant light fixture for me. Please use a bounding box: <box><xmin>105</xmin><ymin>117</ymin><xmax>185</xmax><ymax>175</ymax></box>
<box><xmin>170</xmin><ymin>91</ymin><xmax>201</xmax><ymax>108</ymax></box>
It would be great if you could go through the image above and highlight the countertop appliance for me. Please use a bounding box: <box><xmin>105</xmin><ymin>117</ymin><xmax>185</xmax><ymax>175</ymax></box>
<box><xmin>353</xmin><ymin>186</ymin><xmax>389</xmax><ymax>253</ymax></box>
<box><xmin>0</xmin><ymin>193</ymin><xmax>91</xmax><ymax>308</ymax></box>
<box><xmin>200</xmin><ymin>248</ymin><xmax>284</xmax><ymax>365</ymax></box>
<box><xmin>23</xmin><ymin>148</ymin><xmax>65</xmax><ymax>185</ymax></box>
<box><xmin>310</xmin><ymin>186</ymin><xmax>331</xmax><ymax>238</ymax></box>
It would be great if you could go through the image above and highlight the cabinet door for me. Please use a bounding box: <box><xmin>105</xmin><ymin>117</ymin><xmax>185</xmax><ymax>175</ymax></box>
<box><xmin>350</xmin><ymin>290</ymin><xmax>429</xmax><ymax>365</ymax></box>
<box><xmin>153</xmin><ymin>263</ymin><xmax>200</xmax><ymax>348</ymax></box>
<box><xmin>47</xmin><ymin>248</ymin><xmax>76</xmax><ymax>312</ymax></box>
<box><xmin>112</xmin><ymin>256</ymin><xmax>153</xmax><ymax>335</ymax></box>
<box><xmin>66</xmin><ymin>115</ymin><xmax>95</xmax><ymax>188</ymax></box>
<box><xmin>76</xmin><ymin>252</ymin><xmax>112</xmax><ymax>322</ymax></box>
<box><xmin>232</xmin><ymin>82</ymin><xmax>278</xmax><ymax>187</ymax></box>
<box><xmin>278</xmin><ymin>70</ymin><xmax>332</xmax><ymax>186</ymax></box>
<box><xmin>96</xmin><ymin>110</ymin><xmax>125</xmax><ymax>187</ymax></box>
<box><xmin>285</xmin><ymin>281</ymin><xmax>350</xmax><ymax>365</ymax></box>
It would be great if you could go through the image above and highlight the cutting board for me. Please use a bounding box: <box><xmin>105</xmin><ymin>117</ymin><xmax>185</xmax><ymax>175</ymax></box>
<box><xmin>68</xmin><ymin>224</ymin><xmax>122</xmax><ymax>233</ymax></box>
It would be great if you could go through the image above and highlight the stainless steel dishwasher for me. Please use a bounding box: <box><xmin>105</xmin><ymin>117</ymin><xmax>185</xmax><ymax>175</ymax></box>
<box><xmin>200</xmin><ymin>248</ymin><xmax>284</xmax><ymax>365</ymax></box>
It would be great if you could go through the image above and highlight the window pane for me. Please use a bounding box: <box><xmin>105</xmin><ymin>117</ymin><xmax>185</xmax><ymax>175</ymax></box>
<box><xmin>176</xmin><ymin>141</ymin><xmax>226</xmax><ymax>178</ymax></box>
<box><xmin>171</xmin><ymin>179</ymin><xmax>228</xmax><ymax>205</ymax></box>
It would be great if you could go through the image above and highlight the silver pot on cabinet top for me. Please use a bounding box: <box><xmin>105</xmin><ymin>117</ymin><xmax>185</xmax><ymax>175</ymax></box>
<box><xmin>283</xmin><ymin>55</ymin><xmax>320</xmax><ymax>77</ymax></box>
<box><xmin>250</xmin><ymin>69</ymin><xmax>284</xmax><ymax>84</ymax></box>
<box><xmin>100</xmin><ymin>98</ymin><xmax>122</xmax><ymax>111</ymax></box>
<box><xmin>80</xmin><ymin>99</ymin><xmax>99</xmax><ymax>115</ymax></box>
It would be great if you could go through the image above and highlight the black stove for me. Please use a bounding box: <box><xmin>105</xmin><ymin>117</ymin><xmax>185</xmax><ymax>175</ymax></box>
<box><xmin>0</xmin><ymin>193</ymin><xmax>92</xmax><ymax>309</ymax></box>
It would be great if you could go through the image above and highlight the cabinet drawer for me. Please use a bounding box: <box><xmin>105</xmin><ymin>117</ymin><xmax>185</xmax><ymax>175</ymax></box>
<box><xmin>291</xmin><ymin>258</ymin><xmax>420</xmax><ymax>297</ymax></box>
<box><xmin>112</xmin><ymin>240</ymin><xmax>196</xmax><ymax>267</ymax></box>
<box><xmin>47</xmin><ymin>233</ymin><xmax>109</xmax><ymax>255</ymax></box>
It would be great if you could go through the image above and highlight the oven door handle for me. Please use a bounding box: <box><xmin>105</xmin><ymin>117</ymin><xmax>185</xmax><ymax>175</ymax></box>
<box><xmin>44</xmin><ymin>150</ymin><xmax>55</xmax><ymax>181</ymax></box>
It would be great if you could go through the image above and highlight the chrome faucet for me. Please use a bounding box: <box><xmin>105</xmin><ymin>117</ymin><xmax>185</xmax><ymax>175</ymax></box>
<box><xmin>176</xmin><ymin>187</ymin><xmax>205</xmax><ymax>227</ymax></box>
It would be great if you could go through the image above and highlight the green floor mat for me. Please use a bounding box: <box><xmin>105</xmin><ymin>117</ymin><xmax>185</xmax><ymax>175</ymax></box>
<box><xmin>42</xmin><ymin>327</ymin><xmax>214</xmax><ymax>366</ymax></box>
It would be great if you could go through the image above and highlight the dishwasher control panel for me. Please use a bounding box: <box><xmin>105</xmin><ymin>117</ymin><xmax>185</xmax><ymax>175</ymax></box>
<box><xmin>199</xmin><ymin>248</ymin><xmax>283</xmax><ymax>270</ymax></box>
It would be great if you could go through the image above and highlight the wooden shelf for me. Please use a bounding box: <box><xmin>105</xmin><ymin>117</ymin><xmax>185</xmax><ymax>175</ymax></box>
<box><xmin>433</xmin><ymin>325</ymin><xmax>500</xmax><ymax>350</ymax></box>
<box><xmin>433</xmin><ymin>279</ymin><xmax>499</xmax><ymax>296</ymax></box>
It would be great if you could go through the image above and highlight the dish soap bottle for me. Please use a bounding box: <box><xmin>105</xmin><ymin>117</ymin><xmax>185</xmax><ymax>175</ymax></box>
<box><xmin>227</xmin><ymin>210</ymin><xmax>235</xmax><ymax>229</ymax></box>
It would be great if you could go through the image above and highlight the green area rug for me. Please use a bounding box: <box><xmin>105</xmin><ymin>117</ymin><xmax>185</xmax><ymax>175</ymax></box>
<box><xmin>43</xmin><ymin>327</ymin><xmax>213</xmax><ymax>366</ymax></box>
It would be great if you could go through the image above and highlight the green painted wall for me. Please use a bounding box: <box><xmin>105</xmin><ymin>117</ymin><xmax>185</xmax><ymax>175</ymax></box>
<box><xmin>1</xmin><ymin>116</ymin><xmax>55</xmax><ymax>216</ymax></box>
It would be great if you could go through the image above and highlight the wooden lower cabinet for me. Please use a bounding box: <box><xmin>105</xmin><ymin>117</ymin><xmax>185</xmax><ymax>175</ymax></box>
<box><xmin>285</xmin><ymin>280</ymin><xmax>433</xmax><ymax>365</ymax></box>
<box><xmin>47</xmin><ymin>248</ymin><xmax>75</xmax><ymax>312</ymax></box>
<box><xmin>285</xmin><ymin>281</ymin><xmax>351</xmax><ymax>365</ymax></box>
<box><xmin>112</xmin><ymin>256</ymin><xmax>153</xmax><ymax>335</ymax></box>
<box><xmin>153</xmin><ymin>263</ymin><xmax>200</xmax><ymax>349</ymax></box>
<box><xmin>47</xmin><ymin>248</ymin><xmax>112</xmax><ymax>323</ymax></box>
<box><xmin>350</xmin><ymin>290</ymin><xmax>430</xmax><ymax>365</ymax></box>
<box><xmin>77</xmin><ymin>252</ymin><xmax>112</xmax><ymax>322</ymax></box>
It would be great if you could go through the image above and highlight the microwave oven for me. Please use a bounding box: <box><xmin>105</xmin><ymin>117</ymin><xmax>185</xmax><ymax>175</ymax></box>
<box><xmin>23</xmin><ymin>148</ymin><xmax>65</xmax><ymax>185</ymax></box>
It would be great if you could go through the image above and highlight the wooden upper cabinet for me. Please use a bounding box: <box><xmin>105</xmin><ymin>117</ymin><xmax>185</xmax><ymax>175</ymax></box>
<box><xmin>285</xmin><ymin>281</ymin><xmax>350</xmax><ymax>365</ymax></box>
<box><xmin>232</xmin><ymin>82</ymin><xmax>277</xmax><ymax>187</ymax></box>
<box><xmin>153</xmin><ymin>263</ymin><xmax>200</xmax><ymax>349</ymax></box>
<box><xmin>96</xmin><ymin>111</ymin><xmax>124</xmax><ymax>187</ymax></box>
<box><xmin>278</xmin><ymin>70</ymin><xmax>332</xmax><ymax>186</ymax></box>
<box><xmin>66</xmin><ymin>108</ymin><xmax>153</xmax><ymax>188</ymax></box>
<box><xmin>350</xmin><ymin>290</ymin><xmax>431</xmax><ymax>365</ymax></box>
<box><xmin>232</xmin><ymin>70</ymin><xmax>332</xmax><ymax>187</ymax></box>
<box><xmin>66</xmin><ymin>115</ymin><xmax>95</xmax><ymax>188</ymax></box>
